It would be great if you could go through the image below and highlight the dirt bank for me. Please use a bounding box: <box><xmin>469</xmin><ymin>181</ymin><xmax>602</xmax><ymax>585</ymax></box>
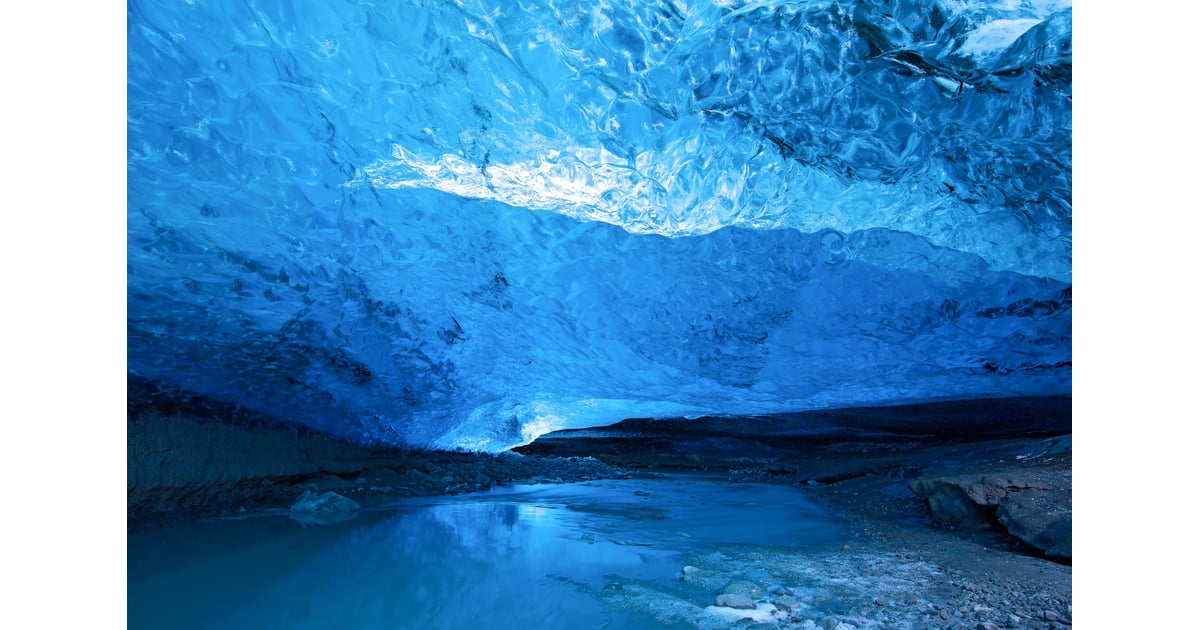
<box><xmin>127</xmin><ymin>410</ymin><xmax>627</xmax><ymax>526</ymax></box>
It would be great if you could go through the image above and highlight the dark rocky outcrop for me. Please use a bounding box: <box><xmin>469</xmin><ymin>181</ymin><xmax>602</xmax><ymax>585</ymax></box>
<box><xmin>127</xmin><ymin>382</ymin><xmax>629</xmax><ymax>527</ymax></box>
<box><xmin>127</xmin><ymin>411</ymin><xmax>403</xmax><ymax>525</ymax></box>
<box><xmin>996</xmin><ymin>488</ymin><xmax>1072</xmax><ymax>561</ymax></box>
<box><xmin>907</xmin><ymin>436</ymin><xmax>1071</xmax><ymax>563</ymax></box>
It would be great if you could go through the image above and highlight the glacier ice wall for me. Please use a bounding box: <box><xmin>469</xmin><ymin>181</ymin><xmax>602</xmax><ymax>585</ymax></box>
<box><xmin>127</xmin><ymin>0</ymin><xmax>1071</xmax><ymax>451</ymax></box>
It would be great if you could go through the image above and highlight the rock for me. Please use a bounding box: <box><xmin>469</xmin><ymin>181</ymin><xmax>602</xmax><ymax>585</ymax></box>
<box><xmin>977</xmin><ymin>623</ymin><xmax>1001</xmax><ymax>630</ymax></box>
<box><xmin>907</xmin><ymin>474</ymin><xmax>1028</xmax><ymax>527</ymax></box>
<box><xmin>290</xmin><ymin>489</ymin><xmax>359</xmax><ymax>513</ymax></box>
<box><xmin>997</xmin><ymin>490</ymin><xmax>1072</xmax><ymax>562</ymax></box>
<box><xmin>1042</xmin><ymin>610</ymin><xmax>1060</xmax><ymax>622</ymax></box>
<box><xmin>721</xmin><ymin>579</ymin><xmax>764</xmax><ymax>598</ymax></box>
<box><xmin>773</xmin><ymin>595</ymin><xmax>798</xmax><ymax>611</ymax></box>
<box><xmin>714</xmin><ymin>594</ymin><xmax>757</xmax><ymax>609</ymax></box>
<box><xmin>288</xmin><ymin>490</ymin><xmax>360</xmax><ymax>526</ymax></box>
<box><xmin>908</xmin><ymin>465</ymin><xmax>1071</xmax><ymax>562</ymax></box>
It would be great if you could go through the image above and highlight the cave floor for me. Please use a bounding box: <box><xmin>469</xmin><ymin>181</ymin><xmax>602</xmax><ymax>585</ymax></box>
<box><xmin>129</xmin><ymin>433</ymin><xmax>1071</xmax><ymax>629</ymax></box>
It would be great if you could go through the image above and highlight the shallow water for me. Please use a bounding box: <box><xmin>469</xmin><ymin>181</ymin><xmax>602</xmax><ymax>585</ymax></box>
<box><xmin>128</xmin><ymin>478</ymin><xmax>844</xmax><ymax>629</ymax></box>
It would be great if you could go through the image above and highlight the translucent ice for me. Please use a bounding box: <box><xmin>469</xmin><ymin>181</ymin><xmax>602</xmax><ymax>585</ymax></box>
<box><xmin>127</xmin><ymin>0</ymin><xmax>1071</xmax><ymax>450</ymax></box>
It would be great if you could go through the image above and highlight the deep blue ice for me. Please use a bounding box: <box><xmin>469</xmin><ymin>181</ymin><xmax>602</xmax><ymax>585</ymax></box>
<box><xmin>127</xmin><ymin>0</ymin><xmax>1071</xmax><ymax>449</ymax></box>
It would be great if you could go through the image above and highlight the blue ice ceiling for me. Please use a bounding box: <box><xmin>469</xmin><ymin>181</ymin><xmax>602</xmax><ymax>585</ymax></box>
<box><xmin>127</xmin><ymin>0</ymin><xmax>1071</xmax><ymax>451</ymax></box>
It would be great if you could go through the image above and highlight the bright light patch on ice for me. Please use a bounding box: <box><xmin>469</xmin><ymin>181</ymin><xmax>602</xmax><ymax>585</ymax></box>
<box><xmin>959</xmin><ymin>19</ymin><xmax>1043</xmax><ymax>59</ymax></box>
<box><xmin>364</xmin><ymin>143</ymin><xmax>648</xmax><ymax>231</ymax></box>
<box><xmin>520</xmin><ymin>404</ymin><xmax>567</xmax><ymax>445</ymax></box>
<box><xmin>436</xmin><ymin>398</ymin><xmax>721</xmax><ymax>452</ymax></box>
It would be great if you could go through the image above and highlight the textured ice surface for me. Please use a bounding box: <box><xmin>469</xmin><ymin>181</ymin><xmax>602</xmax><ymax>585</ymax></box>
<box><xmin>127</xmin><ymin>0</ymin><xmax>1071</xmax><ymax>450</ymax></box>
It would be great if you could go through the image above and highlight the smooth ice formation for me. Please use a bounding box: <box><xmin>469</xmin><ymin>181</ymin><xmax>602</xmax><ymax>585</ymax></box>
<box><xmin>127</xmin><ymin>0</ymin><xmax>1071</xmax><ymax>450</ymax></box>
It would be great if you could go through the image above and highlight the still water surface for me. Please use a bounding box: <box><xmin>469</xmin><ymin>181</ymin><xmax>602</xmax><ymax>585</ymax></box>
<box><xmin>128</xmin><ymin>477</ymin><xmax>844</xmax><ymax>629</ymax></box>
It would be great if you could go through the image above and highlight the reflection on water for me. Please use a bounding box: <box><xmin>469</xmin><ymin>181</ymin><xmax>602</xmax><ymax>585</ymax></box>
<box><xmin>128</xmin><ymin>478</ymin><xmax>844</xmax><ymax>629</ymax></box>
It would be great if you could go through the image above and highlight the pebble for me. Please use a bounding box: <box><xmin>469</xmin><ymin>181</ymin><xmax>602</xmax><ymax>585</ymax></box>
<box><xmin>1043</xmin><ymin>610</ymin><xmax>1059</xmax><ymax>622</ymax></box>
<box><xmin>773</xmin><ymin>595</ymin><xmax>799</xmax><ymax>611</ymax></box>
<box><xmin>721</xmin><ymin>579</ymin><xmax>764</xmax><ymax>598</ymax></box>
<box><xmin>714</xmin><ymin>594</ymin><xmax>757</xmax><ymax>610</ymax></box>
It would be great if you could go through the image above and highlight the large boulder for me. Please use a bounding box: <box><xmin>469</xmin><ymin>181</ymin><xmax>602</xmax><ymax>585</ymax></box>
<box><xmin>996</xmin><ymin>488</ymin><xmax>1072</xmax><ymax>561</ymax></box>
<box><xmin>906</xmin><ymin>473</ymin><xmax>1027</xmax><ymax>528</ymax></box>
<box><xmin>908</xmin><ymin>466</ymin><xmax>1070</xmax><ymax>563</ymax></box>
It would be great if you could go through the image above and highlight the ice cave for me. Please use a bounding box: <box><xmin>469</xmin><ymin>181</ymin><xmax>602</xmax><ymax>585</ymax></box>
<box><xmin>127</xmin><ymin>0</ymin><xmax>1073</xmax><ymax>627</ymax></box>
